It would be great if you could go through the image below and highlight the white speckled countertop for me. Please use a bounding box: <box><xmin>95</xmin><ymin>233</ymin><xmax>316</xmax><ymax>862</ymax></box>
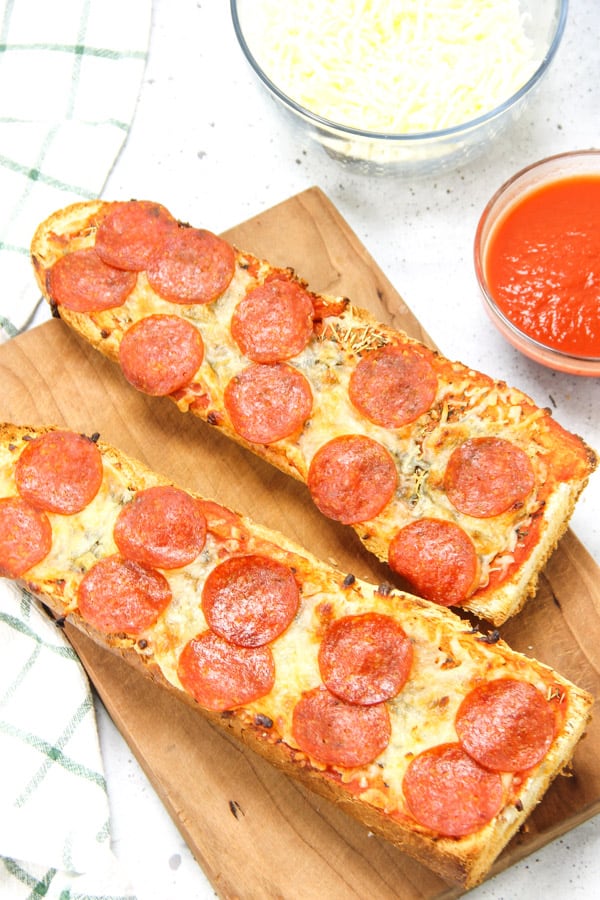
<box><xmin>32</xmin><ymin>1</ymin><xmax>598</xmax><ymax>896</ymax></box>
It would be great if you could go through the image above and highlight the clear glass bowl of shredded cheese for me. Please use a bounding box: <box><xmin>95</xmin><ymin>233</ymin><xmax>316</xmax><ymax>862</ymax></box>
<box><xmin>231</xmin><ymin>0</ymin><xmax>567</xmax><ymax>176</ymax></box>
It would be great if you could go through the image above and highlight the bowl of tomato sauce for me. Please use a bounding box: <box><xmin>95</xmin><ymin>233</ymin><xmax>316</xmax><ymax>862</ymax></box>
<box><xmin>474</xmin><ymin>150</ymin><xmax>600</xmax><ymax>376</ymax></box>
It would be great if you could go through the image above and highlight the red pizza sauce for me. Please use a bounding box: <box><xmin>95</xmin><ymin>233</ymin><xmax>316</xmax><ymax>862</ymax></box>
<box><xmin>484</xmin><ymin>175</ymin><xmax>600</xmax><ymax>358</ymax></box>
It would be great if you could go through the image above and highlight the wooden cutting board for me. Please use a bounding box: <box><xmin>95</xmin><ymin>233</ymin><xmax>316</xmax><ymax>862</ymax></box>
<box><xmin>2</xmin><ymin>187</ymin><xmax>599</xmax><ymax>899</ymax></box>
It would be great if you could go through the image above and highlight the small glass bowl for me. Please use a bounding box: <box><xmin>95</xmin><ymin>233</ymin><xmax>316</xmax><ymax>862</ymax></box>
<box><xmin>231</xmin><ymin>0</ymin><xmax>568</xmax><ymax>177</ymax></box>
<box><xmin>474</xmin><ymin>150</ymin><xmax>600</xmax><ymax>377</ymax></box>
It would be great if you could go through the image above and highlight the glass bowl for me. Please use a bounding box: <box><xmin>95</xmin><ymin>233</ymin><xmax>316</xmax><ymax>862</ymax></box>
<box><xmin>474</xmin><ymin>150</ymin><xmax>600</xmax><ymax>377</ymax></box>
<box><xmin>230</xmin><ymin>0</ymin><xmax>568</xmax><ymax>176</ymax></box>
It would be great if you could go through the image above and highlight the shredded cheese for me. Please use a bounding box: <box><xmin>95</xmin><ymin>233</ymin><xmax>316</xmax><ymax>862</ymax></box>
<box><xmin>246</xmin><ymin>0</ymin><xmax>536</xmax><ymax>134</ymax></box>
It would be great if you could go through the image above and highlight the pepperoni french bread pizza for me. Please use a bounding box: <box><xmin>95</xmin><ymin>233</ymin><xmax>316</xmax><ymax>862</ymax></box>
<box><xmin>30</xmin><ymin>199</ymin><xmax>597</xmax><ymax>626</ymax></box>
<box><xmin>0</xmin><ymin>422</ymin><xmax>593</xmax><ymax>888</ymax></box>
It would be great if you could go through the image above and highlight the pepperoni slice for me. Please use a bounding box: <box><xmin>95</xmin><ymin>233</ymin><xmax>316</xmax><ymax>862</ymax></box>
<box><xmin>94</xmin><ymin>200</ymin><xmax>176</xmax><ymax>271</ymax></box>
<box><xmin>318</xmin><ymin>613</ymin><xmax>413</xmax><ymax>705</ymax></box>
<box><xmin>307</xmin><ymin>435</ymin><xmax>397</xmax><ymax>524</ymax></box>
<box><xmin>403</xmin><ymin>743</ymin><xmax>504</xmax><ymax>837</ymax></box>
<box><xmin>15</xmin><ymin>431</ymin><xmax>103</xmax><ymax>515</ymax></box>
<box><xmin>444</xmin><ymin>437</ymin><xmax>535</xmax><ymax>518</ymax></box>
<box><xmin>349</xmin><ymin>344</ymin><xmax>438</xmax><ymax>428</ymax></box>
<box><xmin>47</xmin><ymin>248</ymin><xmax>137</xmax><ymax>312</ymax></box>
<box><xmin>292</xmin><ymin>685</ymin><xmax>391</xmax><ymax>768</ymax></box>
<box><xmin>114</xmin><ymin>486</ymin><xmax>207</xmax><ymax>570</ymax></box>
<box><xmin>146</xmin><ymin>226</ymin><xmax>236</xmax><ymax>304</ymax></box>
<box><xmin>231</xmin><ymin>276</ymin><xmax>315</xmax><ymax>363</ymax></box>
<box><xmin>119</xmin><ymin>314</ymin><xmax>204</xmax><ymax>396</ymax></box>
<box><xmin>455</xmin><ymin>678</ymin><xmax>555</xmax><ymax>772</ymax></box>
<box><xmin>224</xmin><ymin>363</ymin><xmax>313</xmax><ymax>444</ymax></box>
<box><xmin>0</xmin><ymin>497</ymin><xmax>52</xmax><ymax>577</ymax></box>
<box><xmin>388</xmin><ymin>518</ymin><xmax>479</xmax><ymax>606</ymax></box>
<box><xmin>77</xmin><ymin>555</ymin><xmax>171</xmax><ymax>634</ymax></box>
<box><xmin>196</xmin><ymin>499</ymin><xmax>248</xmax><ymax>541</ymax></box>
<box><xmin>177</xmin><ymin>630</ymin><xmax>275</xmax><ymax>711</ymax></box>
<box><xmin>202</xmin><ymin>554</ymin><xmax>299</xmax><ymax>647</ymax></box>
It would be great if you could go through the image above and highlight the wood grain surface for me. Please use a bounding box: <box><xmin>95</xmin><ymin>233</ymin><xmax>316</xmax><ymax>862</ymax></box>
<box><xmin>2</xmin><ymin>187</ymin><xmax>599</xmax><ymax>898</ymax></box>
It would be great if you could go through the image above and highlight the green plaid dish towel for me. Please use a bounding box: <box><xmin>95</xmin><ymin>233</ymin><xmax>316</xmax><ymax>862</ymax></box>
<box><xmin>0</xmin><ymin>582</ymin><xmax>136</xmax><ymax>898</ymax></box>
<box><xmin>0</xmin><ymin>0</ymin><xmax>151</xmax><ymax>895</ymax></box>
<box><xmin>0</xmin><ymin>0</ymin><xmax>152</xmax><ymax>341</ymax></box>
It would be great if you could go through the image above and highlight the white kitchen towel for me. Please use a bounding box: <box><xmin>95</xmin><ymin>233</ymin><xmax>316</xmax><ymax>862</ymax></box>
<box><xmin>0</xmin><ymin>0</ymin><xmax>152</xmax><ymax>340</ymax></box>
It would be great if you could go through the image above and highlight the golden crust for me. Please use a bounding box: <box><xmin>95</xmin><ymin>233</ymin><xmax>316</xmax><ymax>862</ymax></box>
<box><xmin>1</xmin><ymin>421</ymin><xmax>593</xmax><ymax>889</ymax></box>
<box><xmin>30</xmin><ymin>201</ymin><xmax>597</xmax><ymax>627</ymax></box>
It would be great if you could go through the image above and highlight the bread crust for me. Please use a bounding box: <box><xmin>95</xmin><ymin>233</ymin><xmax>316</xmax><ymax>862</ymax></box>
<box><xmin>30</xmin><ymin>201</ymin><xmax>597</xmax><ymax>627</ymax></box>
<box><xmin>0</xmin><ymin>421</ymin><xmax>593</xmax><ymax>889</ymax></box>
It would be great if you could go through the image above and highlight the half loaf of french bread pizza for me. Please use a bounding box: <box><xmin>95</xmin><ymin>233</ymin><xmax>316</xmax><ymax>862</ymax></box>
<box><xmin>30</xmin><ymin>199</ymin><xmax>597</xmax><ymax>625</ymax></box>
<box><xmin>0</xmin><ymin>422</ymin><xmax>593</xmax><ymax>888</ymax></box>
